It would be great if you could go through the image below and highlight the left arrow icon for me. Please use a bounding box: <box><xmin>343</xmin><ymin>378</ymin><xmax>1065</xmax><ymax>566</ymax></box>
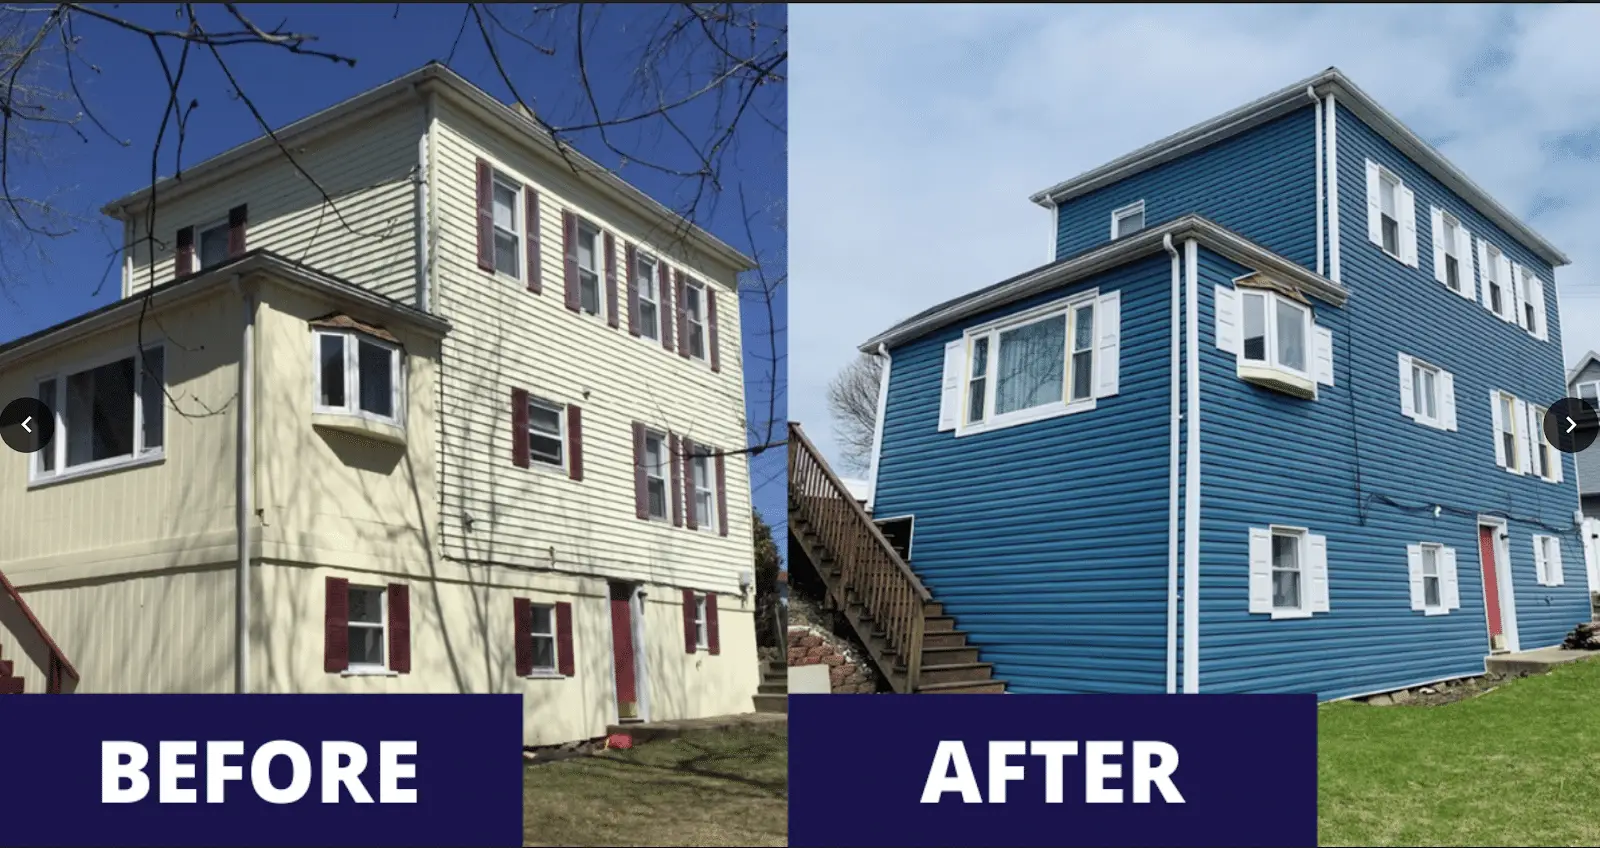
<box><xmin>20</xmin><ymin>416</ymin><xmax>31</xmax><ymax>433</ymax></box>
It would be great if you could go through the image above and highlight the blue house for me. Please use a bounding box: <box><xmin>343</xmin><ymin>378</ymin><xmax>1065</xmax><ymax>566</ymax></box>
<box><xmin>843</xmin><ymin>68</ymin><xmax>1588</xmax><ymax>700</ymax></box>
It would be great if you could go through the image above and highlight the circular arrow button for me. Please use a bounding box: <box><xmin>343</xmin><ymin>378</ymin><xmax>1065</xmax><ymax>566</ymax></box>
<box><xmin>0</xmin><ymin>397</ymin><xmax>55</xmax><ymax>454</ymax></box>
<box><xmin>1545</xmin><ymin>396</ymin><xmax>1599</xmax><ymax>454</ymax></box>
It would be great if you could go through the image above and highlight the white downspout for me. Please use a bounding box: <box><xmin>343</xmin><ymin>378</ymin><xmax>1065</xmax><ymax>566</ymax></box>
<box><xmin>413</xmin><ymin>84</ymin><xmax>436</xmax><ymax>312</ymax></box>
<box><xmin>1182</xmin><ymin>238</ymin><xmax>1201</xmax><ymax>694</ymax></box>
<box><xmin>1048</xmin><ymin>198</ymin><xmax>1059</xmax><ymax>262</ymax></box>
<box><xmin>1309</xmin><ymin>86</ymin><xmax>1324</xmax><ymax>276</ymax></box>
<box><xmin>233</xmin><ymin>275</ymin><xmax>254</xmax><ymax>694</ymax></box>
<box><xmin>1163</xmin><ymin>234</ymin><xmax>1180</xmax><ymax>694</ymax></box>
<box><xmin>1325</xmin><ymin>93</ymin><xmax>1340</xmax><ymax>283</ymax></box>
<box><xmin>865</xmin><ymin>343</ymin><xmax>892</xmax><ymax>512</ymax></box>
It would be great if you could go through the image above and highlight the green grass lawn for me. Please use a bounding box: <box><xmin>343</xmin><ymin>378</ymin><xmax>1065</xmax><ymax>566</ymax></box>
<box><xmin>1320</xmin><ymin>659</ymin><xmax>1600</xmax><ymax>847</ymax></box>
<box><xmin>522</xmin><ymin>723</ymin><xmax>787</xmax><ymax>847</ymax></box>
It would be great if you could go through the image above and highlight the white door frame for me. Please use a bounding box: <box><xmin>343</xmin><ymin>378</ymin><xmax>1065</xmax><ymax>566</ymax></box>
<box><xmin>1582</xmin><ymin>517</ymin><xmax>1600</xmax><ymax>595</ymax></box>
<box><xmin>630</xmin><ymin>586</ymin><xmax>652</xmax><ymax>723</ymax></box>
<box><xmin>1478</xmin><ymin>515</ymin><xmax>1520</xmax><ymax>653</ymax></box>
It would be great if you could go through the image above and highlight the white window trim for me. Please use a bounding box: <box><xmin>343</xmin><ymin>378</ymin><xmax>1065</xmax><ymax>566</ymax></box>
<box><xmin>693</xmin><ymin>594</ymin><xmax>709</xmax><ymax>649</ymax></box>
<box><xmin>1494</xmin><ymin>391</ymin><xmax>1522</xmax><ymax>475</ymax></box>
<box><xmin>690</xmin><ymin>449</ymin><xmax>717</xmax><ymax>533</ymax></box>
<box><xmin>1576</xmin><ymin>379</ymin><xmax>1600</xmax><ymax>410</ymax></box>
<box><xmin>643</xmin><ymin>429</ymin><xmax>670</xmax><ymax>522</ymax></box>
<box><xmin>576</xmin><ymin>218</ymin><xmax>605</xmax><ymax>322</ymax></box>
<box><xmin>1438</xmin><ymin>210</ymin><xmax>1463</xmax><ymax>292</ymax></box>
<box><xmin>684</xmin><ymin>278</ymin><xmax>710</xmax><ymax>362</ymax></box>
<box><xmin>527</xmin><ymin>602</ymin><xmax>560</xmax><ymax>676</ymax></box>
<box><xmin>1269</xmin><ymin>525</ymin><xmax>1312</xmax><ymax>620</ymax></box>
<box><xmin>344</xmin><ymin>584</ymin><xmax>389</xmax><ymax>675</ymax></box>
<box><xmin>1530</xmin><ymin>404</ymin><xmax>1557</xmax><ymax>483</ymax></box>
<box><xmin>636</xmin><ymin>252</ymin><xmax>661</xmax><ymax>342</ymax></box>
<box><xmin>1110</xmin><ymin>200</ymin><xmax>1145</xmax><ymax>240</ymax></box>
<box><xmin>1533</xmin><ymin>534</ymin><xmax>1565</xmax><ymax>587</ymax></box>
<box><xmin>195</xmin><ymin>217</ymin><xmax>230</xmax><ymax>270</ymax></box>
<box><xmin>1482</xmin><ymin>243</ymin><xmax>1509</xmax><ymax>321</ymax></box>
<box><xmin>526</xmin><ymin>396</ymin><xmax>568</xmax><ymax>471</ymax></box>
<box><xmin>1408</xmin><ymin>357</ymin><xmax>1443</xmax><ymax>429</ymax></box>
<box><xmin>490</xmin><ymin>173</ymin><xmax>522</xmax><ymax>281</ymax></box>
<box><xmin>1418</xmin><ymin>543</ymin><xmax>1448</xmax><ymax>616</ymax></box>
<box><xmin>31</xmin><ymin>342</ymin><xmax>168</xmax><ymax>488</ymax></box>
<box><xmin>1236</xmin><ymin>288</ymin><xmax>1316</xmax><ymax>396</ymax></box>
<box><xmin>312</xmin><ymin>330</ymin><xmax>404</xmax><ymax>427</ymax></box>
<box><xmin>1374</xmin><ymin>165</ymin><xmax>1404</xmax><ymax>261</ymax></box>
<box><xmin>955</xmin><ymin>290</ymin><xmax>1098</xmax><ymax>437</ymax></box>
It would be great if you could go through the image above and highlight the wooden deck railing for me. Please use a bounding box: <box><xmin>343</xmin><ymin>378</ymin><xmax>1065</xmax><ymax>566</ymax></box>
<box><xmin>788</xmin><ymin>422</ymin><xmax>930</xmax><ymax>691</ymax></box>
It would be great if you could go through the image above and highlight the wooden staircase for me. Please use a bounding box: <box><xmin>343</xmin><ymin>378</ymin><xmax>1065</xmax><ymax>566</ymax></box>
<box><xmin>788</xmin><ymin>422</ymin><xmax>1005</xmax><ymax>694</ymax></box>
<box><xmin>753</xmin><ymin>660</ymin><xmax>788</xmax><ymax>713</ymax></box>
<box><xmin>0</xmin><ymin>642</ymin><xmax>23</xmax><ymax>694</ymax></box>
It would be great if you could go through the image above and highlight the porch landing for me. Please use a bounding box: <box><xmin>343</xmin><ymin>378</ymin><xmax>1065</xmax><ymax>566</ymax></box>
<box><xmin>605</xmin><ymin>712</ymin><xmax>786</xmax><ymax>745</ymax></box>
<box><xmin>1485</xmin><ymin>647</ymin><xmax>1600</xmax><ymax>676</ymax></box>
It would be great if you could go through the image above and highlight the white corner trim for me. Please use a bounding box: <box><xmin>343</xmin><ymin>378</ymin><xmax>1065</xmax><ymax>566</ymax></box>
<box><xmin>1311</xmin><ymin>90</ymin><xmax>1324</xmax><ymax>276</ymax></box>
<box><xmin>1183</xmin><ymin>237</ymin><xmax>1201</xmax><ymax>694</ymax></box>
<box><xmin>1048</xmin><ymin>199</ymin><xmax>1060</xmax><ymax>263</ymax></box>
<box><xmin>866</xmin><ymin>344</ymin><xmax>891</xmax><ymax>512</ymax></box>
<box><xmin>1165</xmin><ymin>234</ymin><xmax>1181</xmax><ymax>696</ymax></box>
<box><xmin>1325</xmin><ymin>93</ymin><xmax>1341</xmax><ymax>284</ymax></box>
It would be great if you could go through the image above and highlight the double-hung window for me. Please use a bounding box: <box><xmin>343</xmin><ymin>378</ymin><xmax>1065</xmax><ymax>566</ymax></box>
<box><xmin>636</xmin><ymin>253</ymin><xmax>660</xmax><ymax>341</ymax></box>
<box><xmin>526</xmin><ymin>603</ymin><xmax>558</xmax><ymax>673</ymax></box>
<box><xmin>643</xmin><ymin>430</ymin><xmax>668</xmax><ymax>520</ymax></box>
<box><xmin>693</xmin><ymin>594</ymin><xmax>709</xmax><ymax>649</ymax></box>
<box><xmin>1519</xmin><ymin>265</ymin><xmax>1539</xmax><ymax>335</ymax></box>
<box><xmin>684</xmin><ymin>280</ymin><xmax>708</xmax><ymax>360</ymax></box>
<box><xmin>34</xmin><ymin>345</ymin><xmax>167</xmax><ymax>482</ymax></box>
<box><xmin>1408</xmin><ymin>542</ymin><xmax>1460</xmax><ymax>615</ymax></box>
<box><xmin>1397</xmin><ymin>353</ymin><xmax>1455</xmax><ymax>431</ymax></box>
<box><xmin>690</xmin><ymin>448</ymin><xmax>716</xmax><ymax>532</ymax></box>
<box><xmin>491</xmin><ymin>176</ymin><xmax>521</xmax><ymax>278</ymax></box>
<box><xmin>315</xmin><ymin>330</ymin><xmax>402</xmax><ymax>425</ymax></box>
<box><xmin>1484</xmin><ymin>244</ymin><xmax>1506</xmax><ymax>318</ymax></box>
<box><xmin>198</xmin><ymin>221</ymin><xmax>230</xmax><ymax>270</ymax></box>
<box><xmin>1377</xmin><ymin>171</ymin><xmax>1401</xmax><ymax>256</ymax></box>
<box><xmin>1535</xmin><ymin>535</ymin><xmax>1564</xmax><ymax>586</ymax></box>
<box><xmin>1420</xmin><ymin>544</ymin><xmax>1442</xmax><ymax>609</ymax></box>
<box><xmin>1240</xmin><ymin>290</ymin><xmax>1310</xmax><ymax>376</ymax></box>
<box><xmin>1530</xmin><ymin>405</ymin><xmax>1552</xmax><ymax>480</ymax></box>
<box><xmin>347</xmin><ymin>585</ymin><xmax>387</xmax><ymax>670</ymax></box>
<box><xmin>575</xmin><ymin>220</ymin><xmax>602</xmax><ymax>317</ymax></box>
<box><xmin>1440</xmin><ymin>213</ymin><xmax>1462</xmax><ymax>292</ymax></box>
<box><xmin>963</xmin><ymin>297</ymin><xmax>1094</xmax><ymax>428</ymax></box>
<box><xmin>1495</xmin><ymin>391</ymin><xmax>1519</xmax><ymax>473</ymax></box>
<box><xmin>527</xmin><ymin>397</ymin><xmax>566</xmax><ymax>467</ymax></box>
<box><xmin>1271</xmin><ymin>528</ymin><xmax>1304</xmax><ymax>614</ymax></box>
<box><xmin>1578</xmin><ymin>380</ymin><xmax>1600</xmax><ymax>416</ymax></box>
<box><xmin>1411</xmin><ymin>360</ymin><xmax>1439</xmax><ymax>424</ymax></box>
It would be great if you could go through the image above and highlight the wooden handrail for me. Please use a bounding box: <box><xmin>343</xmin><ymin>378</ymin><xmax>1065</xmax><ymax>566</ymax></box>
<box><xmin>788</xmin><ymin>421</ymin><xmax>929</xmax><ymax>691</ymax></box>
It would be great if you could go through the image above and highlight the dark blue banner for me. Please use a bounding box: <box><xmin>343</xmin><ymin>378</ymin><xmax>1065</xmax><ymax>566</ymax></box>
<box><xmin>789</xmin><ymin>693</ymin><xmax>1317</xmax><ymax>848</ymax></box>
<box><xmin>0</xmin><ymin>694</ymin><xmax>524</xmax><ymax>848</ymax></box>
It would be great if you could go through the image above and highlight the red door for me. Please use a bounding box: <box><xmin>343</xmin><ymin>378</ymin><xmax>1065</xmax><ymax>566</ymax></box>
<box><xmin>609</xmin><ymin>583</ymin><xmax>639</xmax><ymax>720</ymax></box>
<box><xmin>1479</xmin><ymin>526</ymin><xmax>1507</xmax><ymax>652</ymax></box>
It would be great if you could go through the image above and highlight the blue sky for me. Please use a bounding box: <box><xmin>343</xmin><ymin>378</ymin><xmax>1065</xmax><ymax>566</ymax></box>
<box><xmin>790</xmin><ymin>3</ymin><xmax>1600</xmax><ymax>473</ymax></box>
<box><xmin>2</xmin><ymin>4</ymin><xmax>787</xmax><ymax>549</ymax></box>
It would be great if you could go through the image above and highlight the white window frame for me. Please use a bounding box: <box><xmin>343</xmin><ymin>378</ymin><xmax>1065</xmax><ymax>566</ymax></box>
<box><xmin>1239</xmin><ymin>289</ymin><xmax>1312</xmax><ymax>378</ymax></box>
<box><xmin>1419</xmin><ymin>543</ymin><xmax>1445</xmax><ymax>614</ymax></box>
<box><xmin>684</xmin><ymin>279</ymin><xmax>709</xmax><ymax>361</ymax></box>
<box><xmin>196</xmin><ymin>218</ymin><xmax>231</xmax><ymax>271</ymax></box>
<box><xmin>1518</xmin><ymin>265</ymin><xmax>1540</xmax><ymax>337</ymax></box>
<box><xmin>1530</xmin><ymin>404</ymin><xmax>1552</xmax><ymax>482</ymax></box>
<box><xmin>1376</xmin><ymin>167</ymin><xmax>1403</xmax><ymax>259</ymax></box>
<box><xmin>1484</xmin><ymin>243</ymin><xmax>1507</xmax><ymax>320</ymax></box>
<box><xmin>1576</xmin><ymin>379</ymin><xmax>1600</xmax><ymax>413</ymax></box>
<box><xmin>526</xmin><ymin>396</ymin><xmax>567</xmax><ymax>470</ymax></box>
<box><xmin>636</xmin><ymin>252</ymin><xmax>660</xmax><ymax>342</ymax></box>
<box><xmin>690</xmin><ymin>448</ymin><xmax>716</xmax><ymax>533</ymax></box>
<box><xmin>312</xmin><ymin>330</ymin><xmax>404</xmax><ymax>427</ymax></box>
<box><xmin>643</xmin><ymin>429</ymin><xmax>669</xmax><ymax>521</ymax></box>
<box><xmin>1110</xmin><ymin>200</ymin><xmax>1145</xmax><ymax>239</ymax></box>
<box><xmin>490</xmin><ymin>173</ymin><xmax>522</xmax><ymax>280</ymax></box>
<box><xmin>1533</xmin><ymin>534</ymin><xmax>1565</xmax><ymax>587</ymax></box>
<box><xmin>693</xmin><ymin>594</ymin><xmax>709</xmax><ymax>649</ymax></box>
<box><xmin>527</xmin><ymin>602</ymin><xmax>559</xmax><ymax>675</ymax></box>
<box><xmin>957</xmin><ymin>290</ymin><xmax>1098</xmax><ymax>436</ymax></box>
<box><xmin>1496</xmin><ymin>391</ymin><xmax>1520</xmax><ymax>474</ymax></box>
<box><xmin>1410</xmin><ymin>359</ymin><xmax>1442</xmax><ymax>428</ymax></box>
<box><xmin>1439</xmin><ymin>212</ymin><xmax>1463</xmax><ymax>293</ymax></box>
<box><xmin>1270</xmin><ymin>525</ymin><xmax>1308</xmax><ymax>617</ymax></box>
<box><xmin>345</xmin><ymin>584</ymin><xmax>388</xmax><ymax>673</ymax></box>
<box><xmin>31</xmin><ymin>343</ymin><xmax>168</xmax><ymax>486</ymax></box>
<box><xmin>576</xmin><ymin>218</ymin><xmax>604</xmax><ymax>319</ymax></box>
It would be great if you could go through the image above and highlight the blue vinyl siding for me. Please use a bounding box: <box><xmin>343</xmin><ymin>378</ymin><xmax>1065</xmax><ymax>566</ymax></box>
<box><xmin>1055</xmin><ymin>109</ymin><xmax>1319</xmax><ymax>269</ymax></box>
<box><xmin>872</xmin><ymin>254</ymin><xmax>1176</xmax><ymax>694</ymax></box>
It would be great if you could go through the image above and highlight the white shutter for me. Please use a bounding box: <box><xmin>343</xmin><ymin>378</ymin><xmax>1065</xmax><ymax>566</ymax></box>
<box><xmin>1431</xmin><ymin>208</ymin><xmax>1447</xmax><ymax>285</ymax></box>
<box><xmin>1496</xmin><ymin>252</ymin><xmax>1514</xmax><ymax>321</ymax></box>
<box><xmin>1214</xmin><ymin>285</ymin><xmax>1240</xmax><ymax>355</ymax></box>
<box><xmin>1439</xmin><ymin>371</ymin><xmax>1457</xmax><ymax>431</ymax></box>
<box><xmin>1308</xmin><ymin>534</ymin><xmax>1330</xmax><ymax>613</ymax></box>
<box><xmin>1441</xmin><ymin>547</ymin><xmax>1460</xmax><ymax>610</ymax></box>
<box><xmin>1248</xmin><ymin>528</ymin><xmax>1272</xmax><ymax>614</ymax></box>
<box><xmin>1456</xmin><ymin>227</ymin><xmax>1476</xmax><ymax>302</ymax></box>
<box><xmin>1478</xmin><ymin>240</ymin><xmax>1493</xmax><ymax>312</ymax></box>
<box><xmin>1398</xmin><ymin>353</ymin><xmax>1415</xmax><ymax>419</ymax></box>
<box><xmin>1366</xmin><ymin>160</ymin><xmax>1383</xmax><ymax>246</ymax></box>
<box><xmin>1314</xmin><ymin>326</ymin><xmax>1334</xmax><ymax>386</ymax></box>
<box><xmin>1528</xmin><ymin>271</ymin><xmax>1548</xmax><ymax>340</ymax></box>
<box><xmin>1533</xmin><ymin>535</ymin><xmax>1548</xmax><ymax>586</ymax></box>
<box><xmin>937</xmin><ymin>340</ymin><xmax>964</xmax><ymax>432</ymax></box>
<box><xmin>1094</xmin><ymin>290</ymin><xmax>1121</xmax><ymax>398</ymax></box>
<box><xmin>1407</xmin><ymin>544</ymin><xmax>1426</xmax><ymax>611</ymax></box>
<box><xmin>1399</xmin><ymin>186</ymin><xmax>1418</xmax><ymax>267</ymax></box>
<box><xmin>1511</xmin><ymin>262</ymin><xmax>1526</xmax><ymax>329</ymax></box>
<box><xmin>1491</xmin><ymin>391</ymin><xmax>1507</xmax><ymax>468</ymax></box>
<box><xmin>1514</xmin><ymin>398</ymin><xmax>1531</xmax><ymax>474</ymax></box>
<box><xmin>1552</xmin><ymin>540</ymin><xmax>1565</xmax><ymax>587</ymax></box>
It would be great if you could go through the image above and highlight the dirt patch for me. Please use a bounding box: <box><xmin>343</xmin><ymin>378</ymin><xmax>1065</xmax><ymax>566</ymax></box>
<box><xmin>1361</xmin><ymin>673</ymin><xmax>1511</xmax><ymax>707</ymax></box>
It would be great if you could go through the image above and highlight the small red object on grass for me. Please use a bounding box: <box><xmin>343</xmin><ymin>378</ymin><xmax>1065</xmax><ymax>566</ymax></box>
<box><xmin>605</xmin><ymin>733</ymin><xmax>634</xmax><ymax>750</ymax></box>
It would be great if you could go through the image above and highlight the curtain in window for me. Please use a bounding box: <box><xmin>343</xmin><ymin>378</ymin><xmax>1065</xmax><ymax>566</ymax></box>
<box><xmin>994</xmin><ymin>315</ymin><xmax>1066</xmax><ymax>415</ymax></box>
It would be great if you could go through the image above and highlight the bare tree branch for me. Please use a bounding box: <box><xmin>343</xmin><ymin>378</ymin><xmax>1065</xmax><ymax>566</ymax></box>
<box><xmin>828</xmin><ymin>353</ymin><xmax>882</xmax><ymax>474</ymax></box>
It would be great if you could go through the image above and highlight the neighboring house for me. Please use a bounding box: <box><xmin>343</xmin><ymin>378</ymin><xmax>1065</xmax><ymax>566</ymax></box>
<box><xmin>0</xmin><ymin>63</ymin><xmax>760</xmax><ymax>742</ymax></box>
<box><xmin>848</xmin><ymin>67</ymin><xmax>1586</xmax><ymax>701</ymax></box>
<box><xmin>1568</xmin><ymin>350</ymin><xmax>1600</xmax><ymax>519</ymax></box>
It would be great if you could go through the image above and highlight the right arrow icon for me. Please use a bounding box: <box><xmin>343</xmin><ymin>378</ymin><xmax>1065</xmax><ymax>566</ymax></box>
<box><xmin>1567</xmin><ymin>417</ymin><xmax>1578</xmax><ymax>435</ymax></box>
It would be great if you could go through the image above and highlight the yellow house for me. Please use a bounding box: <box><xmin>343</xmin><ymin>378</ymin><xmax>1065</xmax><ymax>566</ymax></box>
<box><xmin>0</xmin><ymin>63</ymin><xmax>759</xmax><ymax>745</ymax></box>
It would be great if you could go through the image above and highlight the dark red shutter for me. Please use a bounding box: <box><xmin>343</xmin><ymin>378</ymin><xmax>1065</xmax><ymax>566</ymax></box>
<box><xmin>476</xmin><ymin>158</ymin><xmax>494</xmax><ymax>272</ymax></box>
<box><xmin>511</xmin><ymin>388</ymin><xmax>530</xmax><ymax>468</ymax></box>
<box><xmin>715</xmin><ymin>451</ymin><xmax>729</xmax><ymax>537</ymax></box>
<box><xmin>683</xmin><ymin>438</ymin><xmax>699</xmax><ymax>531</ymax></box>
<box><xmin>633</xmin><ymin>423</ymin><xmax>649</xmax><ymax>519</ymax></box>
<box><xmin>707</xmin><ymin>287</ymin><xmax>721</xmax><ymax>373</ymax></box>
<box><xmin>524</xmin><ymin>184</ymin><xmax>541</xmax><ymax>293</ymax></box>
<box><xmin>675</xmin><ymin>270</ymin><xmax>690</xmax><ymax>359</ymax></box>
<box><xmin>567</xmin><ymin>405</ymin><xmax>584</xmax><ymax>481</ymax></box>
<box><xmin>706</xmin><ymin>593</ymin><xmax>720</xmax><ymax>655</ymax></box>
<box><xmin>669</xmin><ymin>433</ymin><xmax>684</xmax><ymax>527</ymax></box>
<box><xmin>324</xmin><ymin>577</ymin><xmax>350</xmax><ymax>673</ymax></box>
<box><xmin>46</xmin><ymin>655</ymin><xmax>61</xmax><ymax>694</ymax></box>
<box><xmin>563</xmin><ymin>211</ymin><xmax>580</xmax><ymax>312</ymax></box>
<box><xmin>625</xmin><ymin>243</ymin><xmax>640</xmax><ymax>336</ymax></box>
<box><xmin>604</xmin><ymin>231</ymin><xmax>619</xmax><ymax>329</ymax></box>
<box><xmin>387</xmin><ymin>584</ymin><xmax>411</xmax><ymax>674</ymax></box>
<box><xmin>682</xmin><ymin>589</ymin><xmax>697</xmax><ymax>653</ymax></box>
<box><xmin>659</xmin><ymin>261</ymin><xmax>674</xmax><ymax>351</ymax></box>
<box><xmin>175</xmin><ymin>226</ymin><xmax>195</xmax><ymax>277</ymax></box>
<box><xmin>227</xmin><ymin>204</ymin><xmax>248</xmax><ymax>257</ymax></box>
<box><xmin>513</xmin><ymin>598</ymin><xmax>534</xmax><ymax>677</ymax></box>
<box><xmin>555</xmin><ymin>601</ymin><xmax>575</xmax><ymax>677</ymax></box>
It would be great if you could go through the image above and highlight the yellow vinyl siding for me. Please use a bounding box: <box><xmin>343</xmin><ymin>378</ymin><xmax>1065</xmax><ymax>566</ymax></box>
<box><xmin>124</xmin><ymin>103</ymin><xmax>421</xmax><ymax>306</ymax></box>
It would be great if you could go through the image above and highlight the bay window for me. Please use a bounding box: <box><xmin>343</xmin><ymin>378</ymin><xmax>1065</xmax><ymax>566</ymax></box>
<box><xmin>1240</xmin><ymin>290</ymin><xmax>1310</xmax><ymax>376</ymax></box>
<box><xmin>314</xmin><ymin>329</ymin><xmax>402</xmax><ymax>425</ymax></box>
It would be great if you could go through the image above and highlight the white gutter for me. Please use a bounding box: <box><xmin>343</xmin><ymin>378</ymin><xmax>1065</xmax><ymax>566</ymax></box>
<box><xmin>1309</xmin><ymin>86</ymin><xmax>1324</xmax><ymax>276</ymax></box>
<box><xmin>865</xmin><ymin>343</ymin><xmax>892</xmax><ymax>512</ymax></box>
<box><xmin>1163</xmin><ymin>234</ymin><xmax>1181</xmax><ymax>694</ymax></box>
<box><xmin>1182</xmin><ymin>238</ymin><xmax>1200</xmax><ymax>694</ymax></box>
<box><xmin>1325</xmin><ymin>93</ymin><xmax>1340</xmax><ymax>284</ymax></box>
<box><xmin>233</xmin><ymin>275</ymin><xmax>255</xmax><ymax>695</ymax></box>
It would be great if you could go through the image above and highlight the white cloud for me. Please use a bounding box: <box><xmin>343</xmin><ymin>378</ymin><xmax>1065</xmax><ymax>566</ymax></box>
<box><xmin>791</xmin><ymin>3</ymin><xmax>1600</xmax><ymax>468</ymax></box>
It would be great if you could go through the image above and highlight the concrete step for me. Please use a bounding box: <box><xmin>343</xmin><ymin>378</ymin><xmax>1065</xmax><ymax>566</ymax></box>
<box><xmin>753</xmin><ymin>694</ymin><xmax>788</xmax><ymax>714</ymax></box>
<box><xmin>758</xmin><ymin>681</ymin><xmax>787</xmax><ymax>695</ymax></box>
<box><xmin>916</xmin><ymin>679</ymin><xmax>1007</xmax><ymax>694</ymax></box>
